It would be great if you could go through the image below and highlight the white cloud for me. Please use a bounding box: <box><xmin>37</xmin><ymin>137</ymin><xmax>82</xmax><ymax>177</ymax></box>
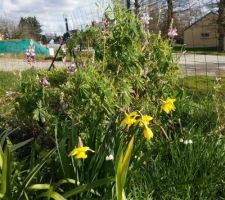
<box><xmin>1</xmin><ymin>0</ymin><xmax>110</xmax><ymax>34</ymax></box>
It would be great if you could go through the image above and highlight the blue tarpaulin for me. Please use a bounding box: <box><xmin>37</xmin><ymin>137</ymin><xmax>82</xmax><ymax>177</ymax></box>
<box><xmin>0</xmin><ymin>39</ymin><xmax>49</xmax><ymax>55</ymax></box>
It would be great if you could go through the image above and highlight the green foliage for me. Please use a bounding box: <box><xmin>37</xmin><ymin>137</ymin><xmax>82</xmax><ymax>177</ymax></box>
<box><xmin>66</xmin><ymin>27</ymin><xmax>98</xmax><ymax>54</ymax></box>
<box><xmin>0</xmin><ymin>71</ymin><xmax>20</xmax><ymax>132</ymax></box>
<box><xmin>116</xmin><ymin>137</ymin><xmax>134</xmax><ymax>200</ymax></box>
<box><xmin>5</xmin><ymin>5</ymin><xmax>225</xmax><ymax>200</ymax></box>
<box><xmin>15</xmin><ymin>5</ymin><xmax>178</xmax><ymax>139</ymax></box>
<box><xmin>129</xmin><ymin>131</ymin><xmax>225</xmax><ymax>200</ymax></box>
<box><xmin>13</xmin><ymin>16</ymin><xmax>42</xmax><ymax>41</ymax></box>
<box><xmin>11</xmin><ymin>6</ymin><xmax>178</xmax><ymax>199</ymax></box>
<box><xmin>0</xmin><ymin>71</ymin><xmax>20</xmax><ymax>97</ymax></box>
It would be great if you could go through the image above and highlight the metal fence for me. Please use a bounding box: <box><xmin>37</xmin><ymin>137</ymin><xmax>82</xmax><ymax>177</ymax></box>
<box><xmin>0</xmin><ymin>0</ymin><xmax>224</xmax><ymax>88</ymax></box>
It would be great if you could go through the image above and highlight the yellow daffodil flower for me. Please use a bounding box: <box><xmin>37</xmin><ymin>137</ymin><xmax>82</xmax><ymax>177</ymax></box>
<box><xmin>136</xmin><ymin>115</ymin><xmax>153</xmax><ymax>127</ymax></box>
<box><xmin>68</xmin><ymin>146</ymin><xmax>95</xmax><ymax>159</ymax></box>
<box><xmin>120</xmin><ymin>111</ymin><xmax>139</xmax><ymax>128</ymax></box>
<box><xmin>161</xmin><ymin>98</ymin><xmax>176</xmax><ymax>114</ymax></box>
<box><xmin>143</xmin><ymin>124</ymin><xmax>153</xmax><ymax>140</ymax></box>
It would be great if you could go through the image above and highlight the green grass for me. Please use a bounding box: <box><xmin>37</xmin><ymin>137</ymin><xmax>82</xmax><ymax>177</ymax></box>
<box><xmin>0</xmin><ymin>71</ymin><xmax>20</xmax><ymax>97</ymax></box>
<box><xmin>0</xmin><ymin>53</ymin><xmax>49</xmax><ymax>61</ymax></box>
<box><xmin>181</xmin><ymin>76</ymin><xmax>225</xmax><ymax>95</ymax></box>
<box><xmin>0</xmin><ymin>72</ymin><xmax>218</xmax><ymax>99</ymax></box>
<box><xmin>0</xmin><ymin>71</ymin><xmax>20</xmax><ymax>127</ymax></box>
<box><xmin>173</xmin><ymin>44</ymin><xmax>225</xmax><ymax>55</ymax></box>
<box><xmin>129</xmin><ymin>131</ymin><xmax>225</xmax><ymax>199</ymax></box>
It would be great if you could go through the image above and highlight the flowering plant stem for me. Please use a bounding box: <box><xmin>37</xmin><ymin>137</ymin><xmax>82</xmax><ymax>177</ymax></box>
<box><xmin>42</xmin><ymin>87</ymin><xmax>45</xmax><ymax>106</ymax></box>
<box><xmin>102</xmin><ymin>36</ymin><xmax>106</xmax><ymax>72</ymax></box>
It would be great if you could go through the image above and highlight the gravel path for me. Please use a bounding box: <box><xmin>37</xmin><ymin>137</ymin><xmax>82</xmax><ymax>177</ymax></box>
<box><xmin>0</xmin><ymin>58</ymin><xmax>67</xmax><ymax>71</ymax></box>
<box><xmin>2</xmin><ymin>55</ymin><xmax>225</xmax><ymax>77</ymax></box>
<box><xmin>175</xmin><ymin>53</ymin><xmax>225</xmax><ymax>76</ymax></box>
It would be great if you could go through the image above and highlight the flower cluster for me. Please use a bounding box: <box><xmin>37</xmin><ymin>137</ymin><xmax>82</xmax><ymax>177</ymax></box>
<box><xmin>168</xmin><ymin>27</ymin><xmax>178</xmax><ymax>39</ymax></box>
<box><xmin>140</xmin><ymin>12</ymin><xmax>152</xmax><ymax>28</ymax></box>
<box><xmin>25</xmin><ymin>41</ymin><xmax>35</xmax><ymax>65</ymax></box>
<box><xmin>68</xmin><ymin>97</ymin><xmax>176</xmax><ymax>159</ymax></box>
<box><xmin>59</xmin><ymin>92</ymin><xmax>68</xmax><ymax>111</ymax></box>
<box><xmin>120</xmin><ymin>111</ymin><xmax>153</xmax><ymax>140</ymax></box>
<box><xmin>101</xmin><ymin>18</ymin><xmax>110</xmax><ymax>36</ymax></box>
<box><xmin>106</xmin><ymin>154</ymin><xmax>114</xmax><ymax>161</ymax></box>
<box><xmin>67</xmin><ymin>62</ymin><xmax>76</xmax><ymax>74</ymax></box>
<box><xmin>179</xmin><ymin>138</ymin><xmax>193</xmax><ymax>145</ymax></box>
<box><xmin>39</xmin><ymin>77</ymin><xmax>49</xmax><ymax>87</ymax></box>
<box><xmin>120</xmin><ymin>98</ymin><xmax>176</xmax><ymax>140</ymax></box>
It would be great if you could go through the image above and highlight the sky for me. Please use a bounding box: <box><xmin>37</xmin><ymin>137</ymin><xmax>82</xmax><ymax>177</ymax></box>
<box><xmin>0</xmin><ymin>0</ymin><xmax>110</xmax><ymax>34</ymax></box>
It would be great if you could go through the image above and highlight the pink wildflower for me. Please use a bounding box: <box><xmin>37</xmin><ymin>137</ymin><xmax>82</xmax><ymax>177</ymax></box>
<box><xmin>168</xmin><ymin>27</ymin><xmax>178</xmax><ymax>39</ymax></box>
<box><xmin>39</xmin><ymin>78</ymin><xmax>49</xmax><ymax>87</ymax></box>
<box><xmin>25</xmin><ymin>42</ymin><xmax>35</xmax><ymax>65</ymax></box>
<box><xmin>141</xmin><ymin>12</ymin><xmax>152</xmax><ymax>26</ymax></box>
<box><xmin>101</xmin><ymin>18</ymin><xmax>110</xmax><ymax>36</ymax></box>
<box><xmin>67</xmin><ymin>63</ymin><xmax>75</xmax><ymax>74</ymax></box>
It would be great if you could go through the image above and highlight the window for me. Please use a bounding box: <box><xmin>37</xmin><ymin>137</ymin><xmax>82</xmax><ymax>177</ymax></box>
<box><xmin>201</xmin><ymin>33</ymin><xmax>210</xmax><ymax>38</ymax></box>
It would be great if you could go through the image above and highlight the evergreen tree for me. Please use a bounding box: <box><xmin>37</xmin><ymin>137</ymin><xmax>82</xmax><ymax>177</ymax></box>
<box><xmin>13</xmin><ymin>17</ymin><xmax>42</xmax><ymax>41</ymax></box>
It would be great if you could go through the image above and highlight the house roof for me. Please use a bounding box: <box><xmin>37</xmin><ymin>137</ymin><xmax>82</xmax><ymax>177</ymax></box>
<box><xmin>184</xmin><ymin>11</ymin><xmax>218</xmax><ymax>32</ymax></box>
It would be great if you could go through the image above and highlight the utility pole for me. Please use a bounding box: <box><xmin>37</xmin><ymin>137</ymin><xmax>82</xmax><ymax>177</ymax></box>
<box><xmin>65</xmin><ymin>17</ymin><xmax>69</xmax><ymax>33</ymax></box>
<box><xmin>49</xmin><ymin>17</ymin><xmax>70</xmax><ymax>71</ymax></box>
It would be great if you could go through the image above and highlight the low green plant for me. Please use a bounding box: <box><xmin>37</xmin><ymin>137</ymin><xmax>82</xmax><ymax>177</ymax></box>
<box><xmin>130</xmin><ymin>130</ymin><xmax>225</xmax><ymax>199</ymax></box>
<box><xmin>116</xmin><ymin>137</ymin><xmax>134</xmax><ymax>200</ymax></box>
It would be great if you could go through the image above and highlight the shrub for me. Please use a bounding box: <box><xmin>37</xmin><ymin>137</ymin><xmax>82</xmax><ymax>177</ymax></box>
<box><xmin>15</xmin><ymin>6</ymin><xmax>178</xmax><ymax>140</ymax></box>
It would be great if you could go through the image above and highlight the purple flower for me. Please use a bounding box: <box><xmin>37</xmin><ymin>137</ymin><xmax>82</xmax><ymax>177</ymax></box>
<box><xmin>141</xmin><ymin>12</ymin><xmax>152</xmax><ymax>26</ymax></box>
<box><xmin>102</xmin><ymin>18</ymin><xmax>109</xmax><ymax>29</ymax></box>
<box><xmin>101</xmin><ymin>18</ymin><xmax>110</xmax><ymax>36</ymax></box>
<box><xmin>67</xmin><ymin>63</ymin><xmax>75</xmax><ymax>74</ymax></box>
<box><xmin>168</xmin><ymin>27</ymin><xmax>178</xmax><ymax>39</ymax></box>
<box><xmin>25</xmin><ymin>42</ymin><xmax>35</xmax><ymax>64</ymax></box>
<box><xmin>39</xmin><ymin>78</ymin><xmax>49</xmax><ymax>87</ymax></box>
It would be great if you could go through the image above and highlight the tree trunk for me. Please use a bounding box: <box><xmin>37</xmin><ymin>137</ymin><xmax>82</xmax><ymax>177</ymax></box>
<box><xmin>134</xmin><ymin>0</ymin><xmax>140</xmax><ymax>16</ymax></box>
<box><xmin>167</xmin><ymin>0</ymin><xmax>173</xmax><ymax>32</ymax></box>
<box><xmin>217</xmin><ymin>0</ymin><xmax>225</xmax><ymax>51</ymax></box>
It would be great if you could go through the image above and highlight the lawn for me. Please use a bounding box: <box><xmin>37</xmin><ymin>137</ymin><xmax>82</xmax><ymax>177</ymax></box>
<box><xmin>0</xmin><ymin>53</ymin><xmax>49</xmax><ymax>61</ymax></box>
<box><xmin>181</xmin><ymin>75</ymin><xmax>225</xmax><ymax>93</ymax></box>
<box><xmin>0</xmin><ymin>71</ymin><xmax>20</xmax><ymax>96</ymax></box>
<box><xmin>173</xmin><ymin>44</ymin><xmax>225</xmax><ymax>56</ymax></box>
<box><xmin>0</xmin><ymin>71</ymin><xmax>20</xmax><ymax>126</ymax></box>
